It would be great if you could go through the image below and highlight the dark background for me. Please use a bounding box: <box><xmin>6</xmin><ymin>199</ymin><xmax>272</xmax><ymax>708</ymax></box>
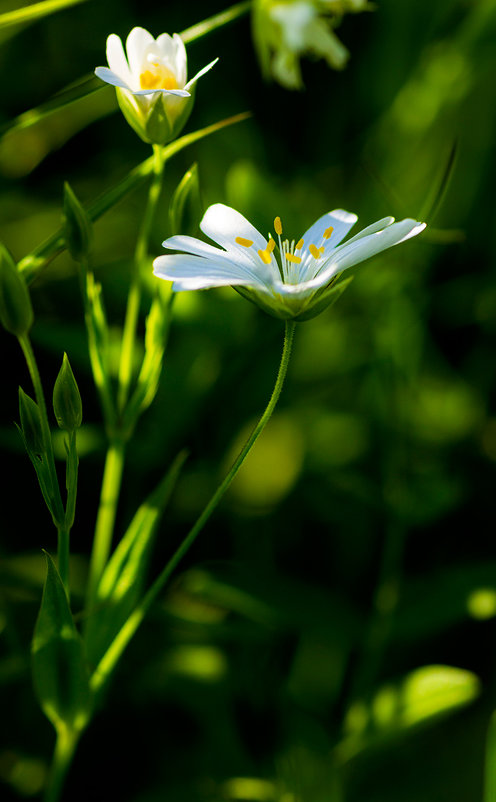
<box><xmin>1</xmin><ymin>0</ymin><xmax>496</xmax><ymax>799</ymax></box>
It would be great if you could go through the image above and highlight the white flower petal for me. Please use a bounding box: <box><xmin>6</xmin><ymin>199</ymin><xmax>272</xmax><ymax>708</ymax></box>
<box><xmin>200</xmin><ymin>203</ymin><xmax>267</xmax><ymax>252</ymax></box>
<box><xmin>185</xmin><ymin>57</ymin><xmax>219</xmax><ymax>90</ymax></box>
<box><xmin>126</xmin><ymin>27</ymin><xmax>155</xmax><ymax>77</ymax></box>
<box><xmin>154</xmin><ymin>33</ymin><xmax>187</xmax><ymax>85</ymax></box>
<box><xmin>329</xmin><ymin>219</ymin><xmax>426</xmax><ymax>274</ymax></box>
<box><xmin>106</xmin><ymin>34</ymin><xmax>131</xmax><ymax>83</ymax></box>
<box><xmin>301</xmin><ymin>209</ymin><xmax>358</xmax><ymax>250</ymax></box>
<box><xmin>153</xmin><ymin>254</ymin><xmax>268</xmax><ymax>291</ymax></box>
<box><xmin>162</xmin><ymin>234</ymin><xmax>236</xmax><ymax>261</ymax></box>
<box><xmin>128</xmin><ymin>86</ymin><xmax>190</xmax><ymax>97</ymax></box>
<box><xmin>94</xmin><ymin>66</ymin><xmax>133</xmax><ymax>91</ymax></box>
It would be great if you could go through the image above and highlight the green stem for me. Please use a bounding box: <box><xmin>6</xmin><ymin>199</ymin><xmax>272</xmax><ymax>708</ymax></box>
<box><xmin>85</xmin><ymin>438</ymin><xmax>126</xmax><ymax>612</ymax></box>
<box><xmin>57</xmin><ymin>525</ymin><xmax>70</xmax><ymax>593</ymax></box>
<box><xmin>44</xmin><ymin>726</ymin><xmax>80</xmax><ymax>802</ymax></box>
<box><xmin>18</xmin><ymin>334</ymin><xmax>65</xmax><ymax>531</ymax></box>
<box><xmin>180</xmin><ymin>1</ymin><xmax>251</xmax><ymax>44</ymax></box>
<box><xmin>117</xmin><ymin>144</ymin><xmax>164</xmax><ymax>414</ymax></box>
<box><xmin>90</xmin><ymin>320</ymin><xmax>296</xmax><ymax>694</ymax></box>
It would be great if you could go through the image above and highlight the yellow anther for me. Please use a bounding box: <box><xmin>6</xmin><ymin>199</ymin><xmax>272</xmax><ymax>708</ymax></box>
<box><xmin>267</xmin><ymin>238</ymin><xmax>276</xmax><ymax>253</ymax></box>
<box><xmin>140</xmin><ymin>64</ymin><xmax>178</xmax><ymax>91</ymax></box>
<box><xmin>324</xmin><ymin>226</ymin><xmax>334</xmax><ymax>239</ymax></box>
<box><xmin>286</xmin><ymin>253</ymin><xmax>302</xmax><ymax>264</ymax></box>
<box><xmin>258</xmin><ymin>249</ymin><xmax>272</xmax><ymax>265</ymax></box>
<box><xmin>235</xmin><ymin>237</ymin><xmax>253</xmax><ymax>247</ymax></box>
<box><xmin>319</xmin><ymin>247</ymin><xmax>325</xmax><ymax>254</ymax></box>
<box><xmin>309</xmin><ymin>244</ymin><xmax>321</xmax><ymax>259</ymax></box>
<box><xmin>296</xmin><ymin>238</ymin><xmax>304</xmax><ymax>250</ymax></box>
<box><xmin>274</xmin><ymin>217</ymin><xmax>283</xmax><ymax>236</ymax></box>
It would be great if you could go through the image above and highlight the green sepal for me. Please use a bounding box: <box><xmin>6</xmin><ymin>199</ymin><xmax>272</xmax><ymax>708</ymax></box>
<box><xmin>145</xmin><ymin>94</ymin><xmax>173</xmax><ymax>146</ymax></box>
<box><xmin>18</xmin><ymin>387</ymin><xmax>45</xmax><ymax>457</ymax></box>
<box><xmin>0</xmin><ymin>243</ymin><xmax>33</xmax><ymax>336</ymax></box>
<box><xmin>31</xmin><ymin>552</ymin><xmax>92</xmax><ymax>733</ymax></box>
<box><xmin>63</xmin><ymin>182</ymin><xmax>93</xmax><ymax>263</ymax></box>
<box><xmin>115</xmin><ymin>87</ymin><xmax>151</xmax><ymax>144</ymax></box>
<box><xmin>169</xmin><ymin>163</ymin><xmax>201</xmax><ymax>235</ymax></box>
<box><xmin>18</xmin><ymin>389</ymin><xmax>60</xmax><ymax>521</ymax></box>
<box><xmin>234</xmin><ymin>276</ymin><xmax>354</xmax><ymax>322</ymax></box>
<box><xmin>294</xmin><ymin>275</ymin><xmax>354</xmax><ymax>322</ymax></box>
<box><xmin>84</xmin><ymin>452</ymin><xmax>187</xmax><ymax>666</ymax></box>
<box><xmin>53</xmin><ymin>353</ymin><xmax>83</xmax><ymax>432</ymax></box>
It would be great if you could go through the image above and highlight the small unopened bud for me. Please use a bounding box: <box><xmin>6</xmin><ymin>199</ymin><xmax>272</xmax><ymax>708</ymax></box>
<box><xmin>0</xmin><ymin>244</ymin><xmax>33</xmax><ymax>336</ymax></box>
<box><xmin>53</xmin><ymin>353</ymin><xmax>82</xmax><ymax>432</ymax></box>
<box><xmin>63</xmin><ymin>182</ymin><xmax>93</xmax><ymax>262</ymax></box>
<box><xmin>19</xmin><ymin>388</ymin><xmax>45</xmax><ymax>457</ymax></box>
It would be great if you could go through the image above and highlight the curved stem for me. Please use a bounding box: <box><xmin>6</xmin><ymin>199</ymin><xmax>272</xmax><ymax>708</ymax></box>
<box><xmin>117</xmin><ymin>144</ymin><xmax>164</xmax><ymax>414</ymax></box>
<box><xmin>44</xmin><ymin>726</ymin><xmax>80</xmax><ymax>802</ymax></box>
<box><xmin>90</xmin><ymin>320</ymin><xmax>296</xmax><ymax>694</ymax></box>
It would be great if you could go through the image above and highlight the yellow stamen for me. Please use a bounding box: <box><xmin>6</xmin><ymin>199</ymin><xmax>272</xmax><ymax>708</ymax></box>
<box><xmin>324</xmin><ymin>226</ymin><xmax>334</xmax><ymax>239</ymax></box>
<box><xmin>140</xmin><ymin>64</ymin><xmax>178</xmax><ymax>91</ymax></box>
<box><xmin>286</xmin><ymin>252</ymin><xmax>302</xmax><ymax>264</ymax></box>
<box><xmin>309</xmin><ymin>244</ymin><xmax>321</xmax><ymax>259</ymax></box>
<box><xmin>267</xmin><ymin>238</ymin><xmax>276</xmax><ymax>253</ymax></box>
<box><xmin>236</xmin><ymin>237</ymin><xmax>253</xmax><ymax>247</ymax></box>
<box><xmin>319</xmin><ymin>247</ymin><xmax>325</xmax><ymax>254</ymax></box>
<box><xmin>296</xmin><ymin>238</ymin><xmax>304</xmax><ymax>250</ymax></box>
<box><xmin>258</xmin><ymin>249</ymin><xmax>272</xmax><ymax>265</ymax></box>
<box><xmin>274</xmin><ymin>216</ymin><xmax>283</xmax><ymax>236</ymax></box>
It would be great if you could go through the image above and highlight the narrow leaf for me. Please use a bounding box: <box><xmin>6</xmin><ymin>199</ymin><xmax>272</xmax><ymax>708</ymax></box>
<box><xmin>0</xmin><ymin>0</ymin><xmax>89</xmax><ymax>30</ymax></box>
<box><xmin>84</xmin><ymin>452</ymin><xmax>187</xmax><ymax>666</ymax></box>
<box><xmin>169</xmin><ymin>163</ymin><xmax>201</xmax><ymax>235</ymax></box>
<box><xmin>31</xmin><ymin>552</ymin><xmax>91</xmax><ymax>732</ymax></box>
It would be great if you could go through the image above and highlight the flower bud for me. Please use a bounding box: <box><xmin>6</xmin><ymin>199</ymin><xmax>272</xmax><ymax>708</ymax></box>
<box><xmin>53</xmin><ymin>353</ymin><xmax>83</xmax><ymax>432</ymax></box>
<box><xmin>0</xmin><ymin>243</ymin><xmax>33</xmax><ymax>336</ymax></box>
<box><xmin>63</xmin><ymin>182</ymin><xmax>93</xmax><ymax>262</ymax></box>
<box><xmin>19</xmin><ymin>387</ymin><xmax>45</xmax><ymax>457</ymax></box>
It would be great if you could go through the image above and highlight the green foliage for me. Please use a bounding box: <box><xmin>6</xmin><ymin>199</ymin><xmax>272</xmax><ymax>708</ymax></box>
<box><xmin>0</xmin><ymin>244</ymin><xmax>33</xmax><ymax>336</ymax></box>
<box><xmin>31</xmin><ymin>553</ymin><xmax>91</xmax><ymax>733</ymax></box>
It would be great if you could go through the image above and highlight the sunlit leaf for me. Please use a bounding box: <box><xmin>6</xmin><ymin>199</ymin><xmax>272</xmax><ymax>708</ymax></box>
<box><xmin>0</xmin><ymin>0</ymin><xmax>88</xmax><ymax>30</ymax></box>
<box><xmin>84</xmin><ymin>451</ymin><xmax>187</xmax><ymax>666</ymax></box>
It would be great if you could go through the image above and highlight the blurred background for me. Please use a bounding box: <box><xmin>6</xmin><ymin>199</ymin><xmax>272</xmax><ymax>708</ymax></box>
<box><xmin>1</xmin><ymin>0</ymin><xmax>496</xmax><ymax>799</ymax></box>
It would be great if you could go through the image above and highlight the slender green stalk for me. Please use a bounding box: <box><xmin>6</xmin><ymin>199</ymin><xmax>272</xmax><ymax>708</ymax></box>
<box><xmin>181</xmin><ymin>1</ymin><xmax>251</xmax><ymax>44</ymax></box>
<box><xmin>117</xmin><ymin>144</ymin><xmax>165</xmax><ymax>413</ymax></box>
<box><xmin>44</xmin><ymin>726</ymin><xmax>80</xmax><ymax>802</ymax></box>
<box><xmin>90</xmin><ymin>320</ymin><xmax>296</xmax><ymax>694</ymax></box>
<box><xmin>18</xmin><ymin>334</ymin><xmax>68</xmax><ymax>583</ymax></box>
<box><xmin>85</xmin><ymin>438</ymin><xmax>126</xmax><ymax>612</ymax></box>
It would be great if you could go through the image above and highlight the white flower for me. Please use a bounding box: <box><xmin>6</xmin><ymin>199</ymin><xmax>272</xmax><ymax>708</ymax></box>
<box><xmin>95</xmin><ymin>27</ymin><xmax>218</xmax><ymax>144</ymax></box>
<box><xmin>252</xmin><ymin>0</ymin><xmax>372</xmax><ymax>89</ymax></box>
<box><xmin>153</xmin><ymin>204</ymin><xmax>426</xmax><ymax>321</ymax></box>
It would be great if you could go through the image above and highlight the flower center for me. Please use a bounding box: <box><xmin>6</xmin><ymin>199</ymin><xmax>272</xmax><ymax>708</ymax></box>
<box><xmin>235</xmin><ymin>216</ymin><xmax>334</xmax><ymax>284</ymax></box>
<box><xmin>139</xmin><ymin>62</ymin><xmax>178</xmax><ymax>91</ymax></box>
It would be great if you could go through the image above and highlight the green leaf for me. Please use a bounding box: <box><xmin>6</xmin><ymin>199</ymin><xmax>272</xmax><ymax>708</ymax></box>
<box><xmin>63</xmin><ymin>183</ymin><xmax>93</xmax><ymax>263</ymax></box>
<box><xmin>0</xmin><ymin>243</ymin><xmax>33</xmax><ymax>336</ymax></box>
<box><xmin>337</xmin><ymin>664</ymin><xmax>480</xmax><ymax>764</ymax></box>
<box><xmin>18</xmin><ymin>111</ymin><xmax>251</xmax><ymax>283</ymax></box>
<box><xmin>0</xmin><ymin>0</ymin><xmax>89</xmax><ymax>30</ymax></box>
<box><xmin>31</xmin><ymin>553</ymin><xmax>91</xmax><ymax>733</ymax></box>
<box><xmin>122</xmin><ymin>293</ymin><xmax>172</xmax><ymax>431</ymax></box>
<box><xmin>169</xmin><ymin>163</ymin><xmax>201</xmax><ymax>235</ymax></box>
<box><xmin>84</xmin><ymin>452</ymin><xmax>187</xmax><ymax>666</ymax></box>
